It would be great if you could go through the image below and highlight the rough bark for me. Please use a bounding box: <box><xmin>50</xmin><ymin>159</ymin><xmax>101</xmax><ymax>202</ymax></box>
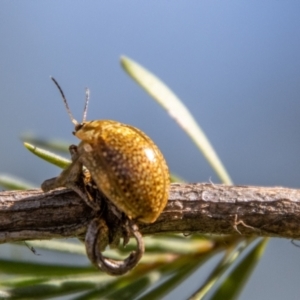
<box><xmin>1</xmin><ymin>183</ymin><xmax>300</xmax><ymax>243</ymax></box>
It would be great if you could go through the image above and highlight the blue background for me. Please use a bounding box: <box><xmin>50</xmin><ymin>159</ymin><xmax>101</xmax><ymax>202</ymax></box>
<box><xmin>1</xmin><ymin>2</ymin><xmax>300</xmax><ymax>299</ymax></box>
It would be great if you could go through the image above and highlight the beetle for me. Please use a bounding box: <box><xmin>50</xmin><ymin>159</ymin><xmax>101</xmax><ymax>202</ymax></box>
<box><xmin>42</xmin><ymin>77</ymin><xmax>169</xmax><ymax>224</ymax></box>
<box><xmin>41</xmin><ymin>77</ymin><xmax>170</xmax><ymax>275</ymax></box>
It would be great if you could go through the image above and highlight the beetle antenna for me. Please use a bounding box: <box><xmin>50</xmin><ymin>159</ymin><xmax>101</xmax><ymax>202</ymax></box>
<box><xmin>50</xmin><ymin>77</ymin><xmax>79</xmax><ymax>126</ymax></box>
<box><xmin>82</xmin><ymin>88</ymin><xmax>90</xmax><ymax>123</ymax></box>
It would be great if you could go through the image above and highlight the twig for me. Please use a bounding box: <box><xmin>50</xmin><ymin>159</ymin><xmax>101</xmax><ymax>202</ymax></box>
<box><xmin>1</xmin><ymin>183</ymin><xmax>300</xmax><ymax>243</ymax></box>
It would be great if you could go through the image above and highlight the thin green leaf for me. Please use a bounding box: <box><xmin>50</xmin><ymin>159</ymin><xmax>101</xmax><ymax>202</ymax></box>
<box><xmin>24</xmin><ymin>142</ymin><xmax>71</xmax><ymax>169</ymax></box>
<box><xmin>15</xmin><ymin>240</ymin><xmax>86</xmax><ymax>256</ymax></box>
<box><xmin>102</xmin><ymin>235</ymin><xmax>210</xmax><ymax>255</ymax></box>
<box><xmin>2</xmin><ymin>277</ymin><xmax>102</xmax><ymax>300</ymax></box>
<box><xmin>0</xmin><ymin>258</ymin><xmax>95</xmax><ymax>276</ymax></box>
<box><xmin>209</xmin><ymin>238</ymin><xmax>268</xmax><ymax>300</ymax></box>
<box><xmin>0</xmin><ymin>174</ymin><xmax>35</xmax><ymax>190</ymax></box>
<box><xmin>188</xmin><ymin>239</ymin><xmax>253</xmax><ymax>299</ymax></box>
<box><xmin>137</xmin><ymin>251</ymin><xmax>219</xmax><ymax>300</ymax></box>
<box><xmin>72</xmin><ymin>290</ymin><xmax>100</xmax><ymax>300</ymax></box>
<box><xmin>121</xmin><ymin>56</ymin><xmax>232</xmax><ymax>185</ymax></box>
<box><xmin>187</xmin><ymin>238</ymin><xmax>266</xmax><ymax>300</ymax></box>
<box><xmin>107</xmin><ymin>272</ymin><xmax>160</xmax><ymax>300</ymax></box>
<box><xmin>73</xmin><ymin>264</ymin><xmax>163</xmax><ymax>300</ymax></box>
<box><xmin>21</xmin><ymin>133</ymin><xmax>70</xmax><ymax>153</ymax></box>
<box><xmin>170</xmin><ymin>173</ymin><xmax>185</xmax><ymax>183</ymax></box>
<box><xmin>142</xmin><ymin>237</ymin><xmax>213</xmax><ymax>255</ymax></box>
<box><xmin>1</xmin><ymin>276</ymin><xmax>57</xmax><ymax>288</ymax></box>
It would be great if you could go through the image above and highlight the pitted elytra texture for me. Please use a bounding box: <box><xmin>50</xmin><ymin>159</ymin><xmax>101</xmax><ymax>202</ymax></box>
<box><xmin>76</xmin><ymin>120</ymin><xmax>169</xmax><ymax>223</ymax></box>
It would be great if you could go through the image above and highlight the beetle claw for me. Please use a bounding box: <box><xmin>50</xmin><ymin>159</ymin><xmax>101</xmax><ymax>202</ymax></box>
<box><xmin>86</xmin><ymin>218</ymin><xmax>144</xmax><ymax>276</ymax></box>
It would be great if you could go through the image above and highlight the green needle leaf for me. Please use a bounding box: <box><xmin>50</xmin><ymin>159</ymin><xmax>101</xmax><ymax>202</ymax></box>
<box><xmin>24</xmin><ymin>142</ymin><xmax>71</xmax><ymax>169</ymax></box>
<box><xmin>21</xmin><ymin>133</ymin><xmax>70</xmax><ymax>153</ymax></box>
<box><xmin>121</xmin><ymin>56</ymin><xmax>232</xmax><ymax>185</ymax></box>
<box><xmin>2</xmin><ymin>278</ymin><xmax>102</xmax><ymax>300</ymax></box>
<box><xmin>137</xmin><ymin>252</ymin><xmax>217</xmax><ymax>300</ymax></box>
<box><xmin>0</xmin><ymin>259</ymin><xmax>95</xmax><ymax>276</ymax></box>
<box><xmin>15</xmin><ymin>240</ymin><xmax>86</xmax><ymax>256</ymax></box>
<box><xmin>209</xmin><ymin>238</ymin><xmax>268</xmax><ymax>300</ymax></box>
<box><xmin>0</xmin><ymin>174</ymin><xmax>35</xmax><ymax>190</ymax></box>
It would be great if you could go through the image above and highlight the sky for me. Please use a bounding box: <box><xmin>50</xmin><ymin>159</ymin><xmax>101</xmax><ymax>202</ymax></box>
<box><xmin>1</xmin><ymin>2</ymin><xmax>300</xmax><ymax>299</ymax></box>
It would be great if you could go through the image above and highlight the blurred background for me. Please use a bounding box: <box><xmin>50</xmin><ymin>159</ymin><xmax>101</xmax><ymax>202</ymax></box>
<box><xmin>1</xmin><ymin>1</ymin><xmax>300</xmax><ymax>299</ymax></box>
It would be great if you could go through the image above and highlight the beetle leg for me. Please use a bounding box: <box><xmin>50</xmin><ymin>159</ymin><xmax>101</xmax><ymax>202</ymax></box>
<box><xmin>85</xmin><ymin>218</ymin><xmax>144</xmax><ymax>276</ymax></box>
<box><xmin>85</xmin><ymin>218</ymin><xmax>109</xmax><ymax>263</ymax></box>
<box><xmin>68</xmin><ymin>144</ymin><xmax>79</xmax><ymax>161</ymax></box>
<box><xmin>41</xmin><ymin>145</ymin><xmax>83</xmax><ymax>191</ymax></box>
<box><xmin>41</xmin><ymin>145</ymin><xmax>100</xmax><ymax>211</ymax></box>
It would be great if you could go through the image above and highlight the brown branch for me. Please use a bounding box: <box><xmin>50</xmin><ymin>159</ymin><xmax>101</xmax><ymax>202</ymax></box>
<box><xmin>1</xmin><ymin>183</ymin><xmax>300</xmax><ymax>243</ymax></box>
